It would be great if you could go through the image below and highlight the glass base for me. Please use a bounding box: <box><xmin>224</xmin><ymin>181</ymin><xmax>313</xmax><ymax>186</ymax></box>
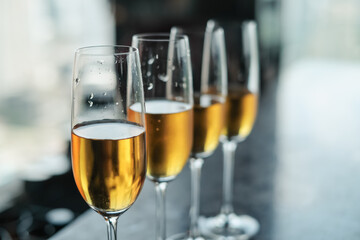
<box><xmin>168</xmin><ymin>232</ymin><xmax>212</xmax><ymax>240</ymax></box>
<box><xmin>198</xmin><ymin>213</ymin><xmax>259</xmax><ymax>240</ymax></box>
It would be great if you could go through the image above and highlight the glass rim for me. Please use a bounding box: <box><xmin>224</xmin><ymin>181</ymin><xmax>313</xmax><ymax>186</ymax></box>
<box><xmin>75</xmin><ymin>45</ymin><xmax>138</xmax><ymax>56</ymax></box>
<box><xmin>132</xmin><ymin>33</ymin><xmax>189</xmax><ymax>42</ymax></box>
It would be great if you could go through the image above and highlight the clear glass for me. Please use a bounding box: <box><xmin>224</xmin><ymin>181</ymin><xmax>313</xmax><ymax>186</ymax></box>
<box><xmin>198</xmin><ymin>21</ymin><xmax>261</xmax><ymax>239</ymax></box>
<box><xmin>131</xmin><ymin>34</ymin><xmax>194</xmax><ymax>240</ymax></box>
<box><xmin>71</xmin><ymin>45</ymin><xmax>147</xmax><ymax>240</ymax></box>
<box><xmin>168</xmin><ymin>20</ymin><xmax>227</xmax><ymax>240</ymax></box>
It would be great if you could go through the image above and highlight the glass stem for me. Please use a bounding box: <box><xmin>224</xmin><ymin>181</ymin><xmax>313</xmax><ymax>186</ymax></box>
<box><xmin>189</xmin><ymin>157</ymin><xmax>204</xmax><ymax>238</ymax></box>
<box><xmin>155</xmin><ymin>182</ymin><xmax>168</xmax><ymax>240</ymax></box>
<box><xmin>104</xmin><ymin>216</ymin><xmax>119</xmax><ymax>240</ymax></box>
<box><xmin>221</xmin><ymin>140</ymin><xmax>237</xmax><ymax>215</ymax></box>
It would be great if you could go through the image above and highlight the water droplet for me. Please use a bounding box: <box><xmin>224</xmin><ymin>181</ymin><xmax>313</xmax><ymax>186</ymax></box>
<box><xmin>158</xmin><ymin>74</ymin><xmax>168</xmax><ymax>82</ymax></box>
<box><xmin>175</xmin><ymin>82</ymin><xmax>179</xmax><ymax>87</ymax></box>
<box><xmin>146</xmin><ymin>71</ymin><xmax>151</xmax><ymax>77</ymax></box>
<box><xmin>97</xmin><ymin>60</ymin><xmax>104</xmax><ymax>65</ymax></box>
<box><xmin>182</xmin><ymin>83</ymin><xmax>187</xmax><ymax>88</ymax></box>
<box><xmin>156</xmin><ymin>65</ymin><xmax>160</xmax><ymax>69</ymax></box>
<box><xmin>88</xmin><ymin>101</ymin><xmax>93</xmax><ymax>107</ymax></box>
<box><xmin>115</xmin><ymin>102</ymin><xmax>119</xmax><ymax>105</ymax></box>
<box><xmin>156</xmin><ymin>127</ymin><xmax>160</xmax><ymax>131</ymax></box>
<box><xmin>155</xmin><ymin>54</ymin><xmax>159</xmax><ymax>59</ymax></box>
<box><xmin>147</xmin><ymin>82</ymin><xmax>153</xmax><ymax>90</ymax></box>
<box><xmin>148</xmin><ymin>58</ymin><xmax>155</xmax><ymax>65</ymax></box>
<box><xmin>89</xmin><ymin>93</ymin><xmax>94</xmax><ymax>99</ymax></box>
<box><xmin>122</xmin><ymin>110</ymin><xmax>124</xmax><ymax>113</ymax></box>
<box><xmin>104</xmin><ymin>106</ymin><xmax>107</xmax><ymax>109</ymax></box>
<box><xmin>157</xmin><ymin>119</ymin><xmax>161</xmax><ymax>123</ymax></box>
<box><xmin>172</xmin><ymin>66</ymin><xmax>176</xmax><ymax>71</ymax></box>
<box><xmin>75</xmin><ymin>78</ymin><xmax>80</xmax><ymax>85</ymax></box>
<box><xmin>103</xmin><ymin>92</ymin><xmax>107</xmax><ymax>96</ymax></box>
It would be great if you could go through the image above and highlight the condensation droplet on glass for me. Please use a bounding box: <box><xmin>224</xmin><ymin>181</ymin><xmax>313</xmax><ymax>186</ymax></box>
<box><xmin>104</xmin><ymin>106</ymin><xmax>107</xmax><ymax>109</ymax></box>
<box><xmin>182</xmin><ymin>83</ymin><xmax>187</xmax><ymax>88</ymax></box>
<box><xmin>115</xmin><ymin>102</ymin><xmax>119</xmax><ymax>105</ymax></box>
<box><xmin>147</xmin><ymin>82</ymin><xmax>153</xmax><ymax>90</ymax></box>
<box><xmin>156</xmin><ymin>65</ymin><xmax>160</xmax><ymax>69</ymax></box>
<box><xmin>155</xmin><ymin>54</ymin><xmax>159</xmax><ymax>59</ymax></box>
<box><xmin>146</xmin><ymin>71</ymin><xmax>151</xmax><ymax>77</ymax></box>
<box><xmin>156</xmin><ymin>127</ymin><xmax>160</xmax><ymax>131</ymax></box>
<box><xmin>172</xmin><ymin>66</ymin><xmax>176</xmax><ymax>71</ymax></box>
<box><xmin>103</xmin><ymin>92</ymin><xmax>107</xmax><ymax>96</ymax></box>
<box><xmin>175</xmin><ymin>82</ymin><xmax>179</xmax><ymax>87</ymax></box>
<box><xmin>89</xmin><ymin>93</ymin><xmax>94</xmax><ymax>99</ymax></box>
<box><xmin>148</xmin><ymin>58</ymin><xmax>155</xmax><ymax>65</ymax></box>
<box><xmin>157</xmin><ymin>119</ymin><xmax>161</xmax><ymax>123</ymax></box>
<box><xmin>75</xmin><ymin>78</ymin><xmax>80</xmax><ymax>85</ymax></box>
<box><xmin>122</xmin><ymin>110</ymin><xmax>124</xmax><ymax>113</ymax></box>
<box><xmin>158</xmin><ymin>74</ymin><xmax>168</xmax><ymax>82</ymax></box>
<box><xmin>182</xmin><ymin>77</ymin><xmax>186</xmax><ymax>82</ymax></box>
<box><xmin>97</xmin><ymin>60</ymin><xmax>104</xmax><ymax>65</ymax></box>
<box><xmin>88</xmin><ymin>101</ymin><xmax>93</xmax><ymax>107</ymax></box>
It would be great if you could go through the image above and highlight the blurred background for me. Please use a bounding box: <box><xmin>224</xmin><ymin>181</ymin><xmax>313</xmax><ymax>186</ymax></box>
<box><xmin>1</xmin><ymin>0</ymin><xmax>360</xmax><ymax>239</ymax></box>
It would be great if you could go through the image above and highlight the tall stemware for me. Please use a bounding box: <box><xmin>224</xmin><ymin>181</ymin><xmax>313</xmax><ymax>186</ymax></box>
<box><xmin>71</xmin><ymin>45</ymin><xmax>147</xmax><ymax>240</ymax></box>
<box><xmin>131</xmin><ymin>34</ymin><xmax>194</xmax><ymax>240</ymax></box>
<box><xmin>199</xmin><ymin>21</ymin><xmax>261</xmax><ymax>239</ymax></box>
<box><xmin>169</xmin><ymin>20</ymin><xmax>227</xmax><ymax>240</ymax></box>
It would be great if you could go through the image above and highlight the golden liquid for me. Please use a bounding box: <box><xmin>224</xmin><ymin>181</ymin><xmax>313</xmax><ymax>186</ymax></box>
<box><xmin>129</xmin><ymin>100</ymin><xmax>193</xmax><ymax>182</ymax></box>
<box><xmin>71</xmin><ymin>120</ymin><xmax>146</xmax><ymax>214</ymax></box>
<box><xmin>222</xmin><ymin>88</ymin><xmax>258</xmax><ymax>141</ymax></box>
<box><xmin>192</xmin><ymin>94</ymin><xmax>225</xmax><ymax>157</ymax></box>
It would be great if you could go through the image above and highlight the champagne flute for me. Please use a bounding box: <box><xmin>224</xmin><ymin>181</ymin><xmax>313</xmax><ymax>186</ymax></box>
<box><xmin>199</xmin><ymin>21</ymin><xmax>260</xmax><ymax>239</ymax></box>
<box><xmin>131</xmin><ymin>34</ymin><xmax>194</xmax><ymax>240</ymax></box>
<box><xmin>169</xmin><ymin>20</ymin><xmax>227</xmax><ymax>240</ymax></box>
<box><xmin>71</xmin><ymin>46</ymin><xmax>146</xmax><ymax>240</ymax></box>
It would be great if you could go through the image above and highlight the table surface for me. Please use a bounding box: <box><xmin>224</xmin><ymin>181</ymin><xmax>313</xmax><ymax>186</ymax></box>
<box><xmin>51</xmin><ymin>60</ymin><xmax>360</xmax><ymax>240</ymax></box>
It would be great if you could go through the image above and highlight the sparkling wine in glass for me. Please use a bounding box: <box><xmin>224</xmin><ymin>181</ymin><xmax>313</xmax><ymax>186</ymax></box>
<box><xmin>198</xmin><ymin>20</ymin><xmax>261</xmax><ymax>239</ymax></box>
<box><xmin>131</xmin><ymin>34</ymin><xmax>194</xmax><ymax>240</ymax></box>
<box><xmin>169</xmin><ymin>20</ymin><xmax>227</xmax><ymax>240</ymax></box>
<box><xmin>71</xmin><ymin>46</ymin><xmax>147</xmax><ymax>240</ymax></box>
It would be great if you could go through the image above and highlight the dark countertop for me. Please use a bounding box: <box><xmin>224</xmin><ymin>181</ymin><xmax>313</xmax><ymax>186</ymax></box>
<box><xmin>50</xmin><ymin>60</ymin><xmax>360</xmax><ymax>240</ymax></box>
